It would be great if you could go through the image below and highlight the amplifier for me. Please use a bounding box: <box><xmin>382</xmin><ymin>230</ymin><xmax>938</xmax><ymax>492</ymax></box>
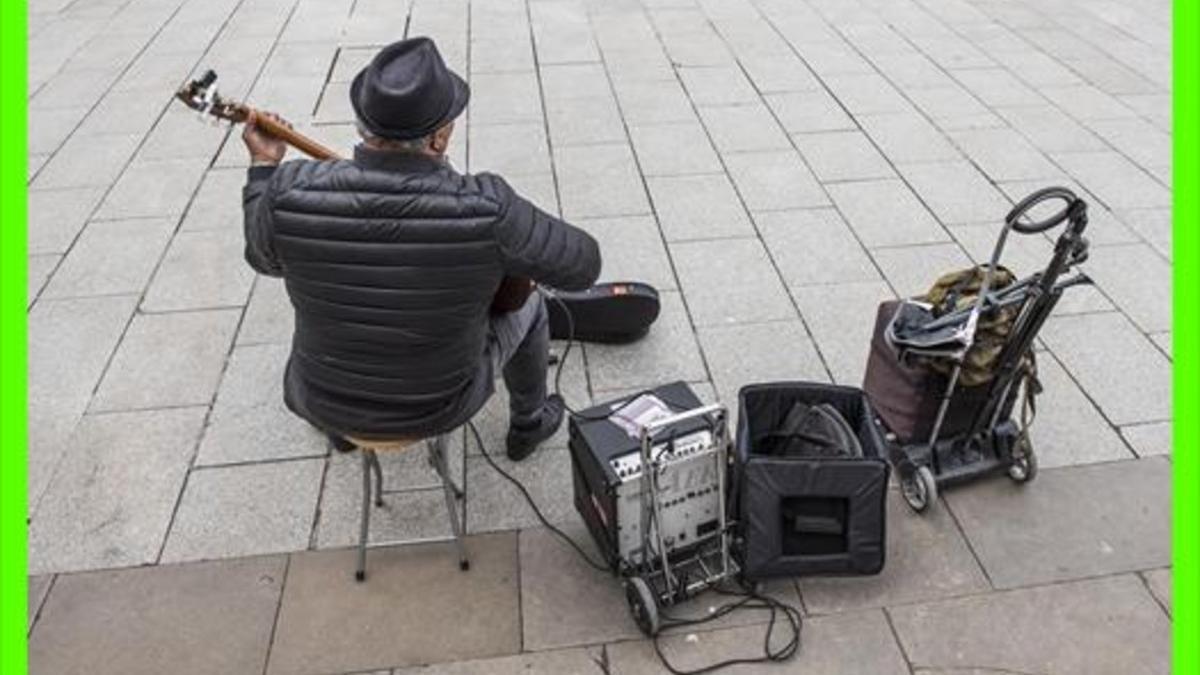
<box><xmin>569</xmin><ymin>382</ymin><xmax>726</xmax><ymax>569</ymax></box>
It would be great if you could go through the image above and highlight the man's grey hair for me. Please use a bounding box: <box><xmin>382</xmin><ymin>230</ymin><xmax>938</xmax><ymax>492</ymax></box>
<box><xmin>356</xmin><ymin>119</ymin><xmax>430</xmax><ymax>152</ymax></box>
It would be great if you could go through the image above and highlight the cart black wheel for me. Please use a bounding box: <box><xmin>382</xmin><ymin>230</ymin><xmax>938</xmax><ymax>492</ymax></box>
<box><xmin>1008</xmin><ymin>440</ymin><xmax>1038</xmax><ymax>483</ymax></box>
<box><xmin>625</xmin><ymin>576</ymin><xmax>660</xmax><ymax>637</ymax></box>
<box><xmin>902</xmin><ymin>466</ymin><xmax>937</xmax><ymax>513</ymax></box>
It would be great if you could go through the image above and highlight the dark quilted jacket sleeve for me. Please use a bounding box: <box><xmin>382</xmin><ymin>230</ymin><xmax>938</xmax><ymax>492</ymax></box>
<box><xmin>485</xmin><ymin>174</ymin><xmax>602</xmax><ymax>291</ymax></box>
<box><xmin>242</xmin><ymin>163</ymin><xmax>292</xmax><ymax>277</ymax></box>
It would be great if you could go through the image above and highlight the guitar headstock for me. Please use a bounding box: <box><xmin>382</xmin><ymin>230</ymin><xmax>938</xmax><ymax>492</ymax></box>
<box><xmin>175</xmin><ymin>70</ymin><xmax>247</xmax><ymax>123</ymax></box>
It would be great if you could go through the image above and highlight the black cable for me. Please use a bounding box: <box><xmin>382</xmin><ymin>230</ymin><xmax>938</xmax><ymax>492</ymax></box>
<box><xmin>483</xmin><ymin>289</ymin><xmax>802</xmax><ymax>673</ymax></box>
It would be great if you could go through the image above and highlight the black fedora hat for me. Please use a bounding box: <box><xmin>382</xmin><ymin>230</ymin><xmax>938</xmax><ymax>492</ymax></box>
<box><xmin>350</xmin><ymin>37</ymin><xmax>470</xmax><ymax>141</ymax></box>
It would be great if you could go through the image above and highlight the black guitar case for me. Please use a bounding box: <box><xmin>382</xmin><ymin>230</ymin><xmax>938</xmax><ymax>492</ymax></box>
<box><xmin>546</xmin><ymin>282</ymin><xmax>661</xmax><ymax>344</ymax></box>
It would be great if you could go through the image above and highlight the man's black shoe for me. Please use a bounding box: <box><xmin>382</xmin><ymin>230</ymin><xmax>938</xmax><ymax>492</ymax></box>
<box><xmin>329</xmin><ymin>433</ymin><xmax>356</xmax><ymax>453</ymax></box>
<box><xmin>506</xmin><ymin>395</ymin><xmax>565</xmax><ymax>461</ymax></box>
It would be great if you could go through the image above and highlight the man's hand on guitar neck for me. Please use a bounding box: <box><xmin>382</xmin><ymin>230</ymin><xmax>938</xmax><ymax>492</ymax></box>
<box><xmin>242</xmin><ymin>109</ymin><xmax>291</xmax><ymax>167</ymax></box>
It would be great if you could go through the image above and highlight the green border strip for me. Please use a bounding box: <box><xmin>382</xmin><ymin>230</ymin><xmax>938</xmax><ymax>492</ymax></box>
<box><xmin>1176</xmin><ymin>0</ymin><xmax>1195</xmax><ymax>672</ymax></box>
<box><xmin>1</xmin><ymin>0</ymin><xmax>27</xmax><ymax>672</ymax></box>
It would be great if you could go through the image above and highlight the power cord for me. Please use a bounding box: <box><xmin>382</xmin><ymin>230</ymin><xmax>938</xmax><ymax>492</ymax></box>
<box><xmin>478</xmin><ymin>288</ymin><xmax>802</xmax><ymax>673</ymax></box>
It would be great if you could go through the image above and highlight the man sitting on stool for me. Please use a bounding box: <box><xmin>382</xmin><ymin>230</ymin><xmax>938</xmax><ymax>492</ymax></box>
<box><xmin>241</xmin><ymin>37</ymin><xmax>601</xmax><ymax>460</ymax></box>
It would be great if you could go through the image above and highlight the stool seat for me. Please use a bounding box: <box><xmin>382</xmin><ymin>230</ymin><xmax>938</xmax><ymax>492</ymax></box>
<box><xmin>346</xmin><ymin>436</ymin><xmax>421</xmax><ymax>453</ymax></box>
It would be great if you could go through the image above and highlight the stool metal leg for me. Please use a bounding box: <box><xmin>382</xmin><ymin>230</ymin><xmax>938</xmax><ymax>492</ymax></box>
<box><xmin>356</xmin><ymin>448</ymin><xmax>373</xmax><ymax>582</ymax></box>
<box><xmin>430</xmin><ymin>435</ymin><xmax>470</xmax><ymax>571</ymax></box>
<box><xmin>369</xmin><ymin>450</ymin><xmax>385</xmax><ymax>507</ymax></box>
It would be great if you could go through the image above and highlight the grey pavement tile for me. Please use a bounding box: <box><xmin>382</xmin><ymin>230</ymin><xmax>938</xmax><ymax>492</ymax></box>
<box><xmin>678</xmin><ymin>66</ymin><xmax>759</xmax><ymax>107</ymax></box>
<box><xmin>890</xmin><ymin>575</ymin><xmax>1170</xmax><ymax>675</ymax></box>
<box><xmin>857</xmin><ymin>112</ymin><xmax>962</xmax><ymax>164</ymax></box>
<box><xmin>792</xmin><ymin>130</ymin><xmax>895</xmax><ymax>183</ymax></box>
<box><xmin>28</xmin><ymin>575</ymin><xmax>51</xmax><ymax>634</ymax></box>
<box><xmin>28</xmin><ymin>106</ymin><xmax>88</xmax><ymax>155</ymax></box>
<box><xmin>142</xmin><ymin>229</ymin><xmax>257</xmax><ymax>311</ymax></box>
<box><xmin>1151</xmin><ymin>331</ymin><xmax>1171</xmax><ymax>359</ymax></box>
<box><xmin>698</xmin><ymin>103</ymin><xmax>792</xmax><ymax>154</ymax></box>
<box><xmin>1085</xmin><ymin>243</ymin><xmax>1171</xmax><ymax>333</ymax></box>
<box><xmin>1040</xmin><ymin>312</ymin><xmax>1171</xmax><ymax>425</ymax></box>
<box><xmin>540</xmin><ymin>63</ymin><xmax>611</xmax><ymax>101</ymax></box>
<box><xmin>586</xmin><ymin>291</ymin><xmax>706</xmax><ymax>391</ymax></box>
<box><xmin>871</xmin><ymin>53</ymin><xmax>956</xmax><ymax>90</ymax></box>
<box><xmin>628</xmin><ymin>121</ymin><xmax>724</xmax><ymax>177</ymax></box>
<box><xmin>468</xmin><ymin>122</ymin><xmax>550</xmax><ymax>177</ymax></box>
<box><xmin>470</xmin><ymin>72</ymin><xmax>543</xmax><ymax>125</ymax></box>
<box><xmin>948</xmin><ymin>128</ymin><xmax>1061</xmax><ymax>181</ymax></box>
<box><xmin>607</xmin><ymin>609</ymin><xmax>909</xmax><ymax>675</ymax></box>
<box><xmin>827</xmin><ymin>179</ymin><xmax>948</xmax><ymax>248</ymax></box>
<box><xmin>646</xmin><ymin>173</ymin><xmax>755</xmax><ymax>241</ymax></box>
<box><xmin>95</xmin><ymin>157</ymin><xmax>210</xmax><ymax>220</ymax></box>
<box><xmin>162</xmin><ymin>458</ymin><xmax>325</xmax><ymax>563</ymax></box>
<box><xmin>1144</xmin><ymin>568</ymin><xmax>1171</xmax><ymax>614</ymax></box>
<box><xmin>756</xmin><ymin>208</ymin><xmax>879</xmax><ymax>287</ymax></box>
<box><xmin>764</xmin><ymin>90</ymin><xmax>857</xmax><ymax>134</ymax></box>
<box><xmin>989</xmin><ymin>49</ymin><xmax>1085</xmax><ymax>88</ymax></box>
<box><xmin>994</xmin><ymin>104</ymin><xmax>1109</xmax><ymax>154</ymax></box>
<box><xmin>466</xmin><ymin>447</ymin><xmax>574</xmax><ymax>533</ymax></box>
<box><xmin>800</xmin><ymin>492</ymin><xmax>989</xmax><ymax>613</ymax></box>
<box><xmin>470</xmin><ymin>38</ymin><xmax>536</xmax><ymax>75</ymax></box>
<box><xmin>27</xmin><ymin>395</ymin><xmax>88</xmax><ymax>521</ymax></box>
<box><xmin>909</xmin><ymin>33</ymin><xmax>994</xmax><ymax>70</ymax></box>
<box><xmin>545</xmin><ymin>95</ymin><xmax>627</xmax><ymax>147</ymax></box>
<box><xmin>948</xmin><ymin>458</ymin><xmax>1169</xmax><ymax>589</ymax></box>
<box><xmin>27</xmin><ymin>254</ymin><xmax>58</xmax><ymax>308</ymax></box>
<box><xmin>520</xmin><ymin>525</ymin><xmax>801</xmax><ymax>652</ymax></box>
<box><xmin>262</xmin><ymin>41</ymin><xmax>339</xmax><ymax>81</ymax></box>
<box><xmin>92</xmin><ymin>309</ymin><xmax>241</xmax><ymax>412</ymax></box>
<box><xmin>904</xmin><ymin>85</ymin><xmax>1003</xmax><ymax>131</ymax></box>
<box><xmin>1119</xmin><ymin>92</ymin><xmax>1171</xmax><ymax>131</ymax></box>
<box><xmin>179</xmin><ymin>168</ymin><xmax>245</xmax><ymax>232</ymax></box>
<box><xmin>611</xmin><ymin>78</ymin><xmax>698</xmax><ymax>126</ymax></box>
<box><xmin>393</xmin><ymin>647</ymin><xmax>603</xmax><ymax>675</ymax></box>
<box><xmin>822</xmin><ymin>72</ymin><xmax>914</xmax><ymax>115</ymax></box>
<box><xmin>29</xmin><ymin>407</ymin><xmax>206</xmax><ymax>574</ymax></box>
<box><xmin>1121</xmin><ymin>421</ymin><xmax>1171</xmax><ymax>458</ymax></box>
<box><xmin>554</xmin><ymin>143</ymin><xmax>650</xmax><ymax>219</ymax></box>
<box><xmin>31</xmin><ymin>133</ymin><xmax>141</xmax><ymax>190</ymax></box>
<box><xmin>897</xmin><ymin>160</ymin><xmax>1013</xmax><ymax>225</ymax></box>
<box><xmin>604</xmin><ymin>51</ymin><xmax>677</xmax><ymax>85</ymax></box>
<box><xmin>871</xmin><ymin>243</ymin><xmax>972</xmax><ymax>298</ymax></box>
<box><xmin>28</xmin><ymin>68</ymin><xmax>122</xmax><ymax>109</ymax></box>
<box><xmin>791</xmin><ymin>40</ymin><xmax>876</xmax><ymax>76</ymax></box>
<box><xmin>27</xmin><ymin>184</ymin><xmax>104</xmax><ymax>253</ymax></box>
<box><xmin>1024</xmin><ymin>355</ymin><xmax>1136</xmax><ymax>469</ymax></box>
<box><xmin>136</xmin><ymin>105</ymin><xmax>230</xmax><ymax>162</ymax></box>
<box><xmin>740</xmin><ymin>51</ymin><xmax>823</xmax><ymax>93</ymax></box>
<box><xmin>950</xmin><ymin>67</ymin><xmax>1045</xmax><ymax>108</ymax></box>
<box><xmin>698</xmin><ymin>320</ymin><xmax>829</xmax><ymax>415</ymax></box>
<box><xmin>196</xmin><ymin>343</ymin><xmax>327</xmax><ymax>466</ymax></box>
<box><xmin>724</xmin><ymin>150</ymin><xmax>829</xmax><ymax>210</ymax></box>
<box><xmin>42</xmin><ymin>217</ymin><xmax>175</xmax><ymax>299</ymax></box>
<box><xmin>28</xmin><ymin>294</ymin><xmax>138</xmax><ymax>405</ymax></box>
<box><xmin>315</xmin><ymin>455</ymin><xmax>462</xmax><ymax>549</ymax></box>
<box><xmin>29</xmin><ymin>556</ymin><xmax>285</xmax><ymax>675</ymax></box>
<box><xmin>671</xmin><ymin>238</ymin><xmax>795</xmax><ymax>326</ymax></box>
<box><xmin>75</xmin><ymin>92</ymin><xmax>167</xmax><ymax>136</ymax></box>
<box><xmin>660</xmin><ymin>30</ymin><xmax>736</xmax><ymax>67</ymax></box>
<box><xmin>268</xmin><ymin>534</ymin><xmax>520</xmax><ymax>674</ymax></box>
<box><xmin>574</xmin><ymin>215</ymin><xmax>677</xmax><ymax>291</ymax></box>
<box><xmin>1039</xmin><ymin>84</ymin><xmax>1138</xmax><ymax>121</ymax></box>
<box><xmin>1085</xmin><ymin>117</ymin><xmax>1172</xmax><ymax>171</ymax></box>
<box><xmin>791</xmin><ymin>281</ymin><xmax>895</xmax><ymax>386</ymax></box>
<box><xmin>314</xmin><ymin>80</ymin><xmax>355</xmax><ymax>124</ymax></box>
<box><xmin>238</xmin><ymin>276</ymin><xmax>294</xmax><ymax>345</ymax></box>
<box><xmin>27</xmin><ymin>153</ymin><xmax>48</xmax><ymax>183</ymax></box>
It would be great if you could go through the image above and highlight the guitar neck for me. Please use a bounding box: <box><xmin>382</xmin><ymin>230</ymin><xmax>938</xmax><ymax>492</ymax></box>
<box><xmin>246</xmin><ymin>106</ymin><xmax>343</xmax><ymax>161</ymax></box>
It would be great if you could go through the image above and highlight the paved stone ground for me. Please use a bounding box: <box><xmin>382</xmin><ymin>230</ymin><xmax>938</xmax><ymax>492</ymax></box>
<box><xmin>26</xmin><ymin>0</ymin><xmax>1171</xmax><ymax>672</ymax></box>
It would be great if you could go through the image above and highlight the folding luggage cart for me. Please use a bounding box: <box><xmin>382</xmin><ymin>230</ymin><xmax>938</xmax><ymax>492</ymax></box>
<box><xmin>869</xmin><ymin>187</ymin><xmax>1093</xmax><ymax>513</ymax></box>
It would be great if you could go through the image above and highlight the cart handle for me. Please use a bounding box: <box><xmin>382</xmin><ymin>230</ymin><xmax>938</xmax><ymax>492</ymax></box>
<box><xmin>1005</xmin><ymin>186</ymin><xmax>1086</xmax><ymax>234</ymax></box>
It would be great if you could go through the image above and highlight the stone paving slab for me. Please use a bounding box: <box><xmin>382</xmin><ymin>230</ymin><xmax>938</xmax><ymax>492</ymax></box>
<box><xmin>1144</xmin><ymin>568</ymin><xmax>1171</xmax><ymax>615</ymax></box>
<box><xmin>162</xmin><ymin>458</ymin><xmax>326</xmax><ymax>563</ymax></box>
<box><xmin>799</xmin><ymin>492</ymin><xmax>989</xmax><ymax>614</ymax></box>
<box><xmin>646</xmin><ymin>173</ymin><xmax>755</xmax><ymax>242</ymax></box>
<box><xmin>585</xmin><ymin>291</ymin><xmax>706</xmax><ymax>392</ymax></box>
<box><xmin>947</xmin><ymin>457</ymin><xmax>1169</xmax><ymax>589</ymax></box>
<box><xmin>42</xmin><ymin>217</ymin><xmax>175</xmax><ymax>300</ymax></box>
<box><xmin>268</xmin><ymin>534</ymin><xmax>520</xmax><ymax>675</ymax></box>
<box><xmin>790</xmin><ymin>280</ymin><xmax>895</xmax><ymax>386</ymax></box>
<box><xmin>394</xmin><ymin>647</ymin><xmax>603</xmax><ymax>675</ymax></box>
<box><xmin>1121</xmin><ymin>421</ymin><xmax>1172</xmax><ymax>458</ymax></box>
<box><xmin>238</xmin><ymin>276</ymin><xmax>294</xmax><ymax>345</ymax></box>
<box><xmin>606</xmin><ymin>609</ymin><xmax>910</xmax><ymax>675</ymax></box>
<box><xmin>27</xmin><ymin>575</ymin><xmax>51</xmax><ymax>635</ymax></box>
<box><xmin>30</xmin><ymin>407</ymin><xmax>206</xmax><ymax>575</ymax></box>
<box><xmin>671</xmin><ymin>237</ymin><xmax>795</xmax><ymax>326</ymax></box>
<box><xmin>29</xmin><ymin>555</ymin><xmax>286</xmax><ymax>675</ymax></box>
<box><xmin>889</xmin><ymin>574</ymin><xmax>1170</xmax><ymax>675</ymax></box>
<box><xmin>574</xmin><ymin>216</ymin><xmax>678</xmax><ymax>292</ymax></box>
